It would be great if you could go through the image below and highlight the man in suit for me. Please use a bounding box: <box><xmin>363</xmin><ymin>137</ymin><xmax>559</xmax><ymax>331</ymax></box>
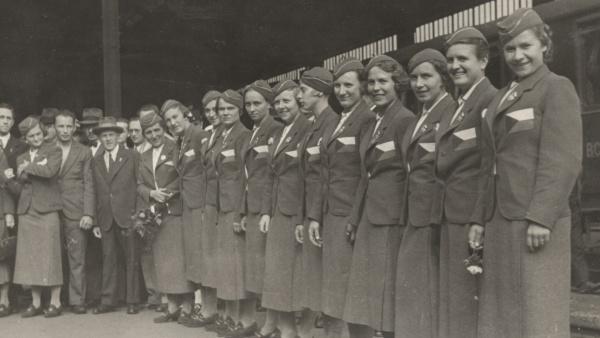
<box><xmin>0</xmin><ymin>103</ymin><xmax>28</xmax><ymax>172</ymax></box>
<box><xmin>55</xmin><ymin>110</ymin><xmax>95</xmax><ymax>314</ymax></box>
<box><xmin>40</xmin><ymin>108</ymin><xmax>59</xmax><ymax>144</ymax></box>
<box><xmin>80</xmin><ymin>108</ymin><xmax>104</xmax><ymax>156</ymax></box>
<box><xmin>129</xmin><ymin>118</ymin><xmax>152</xmax><ymax>154</ymax></box>
<box><xmin>91</xmin><ymin>117</ymin><xmax>141</xmax><ymax>315</ymax></box>
<box><xmin>116</xmin><ymin>118</ymin><xmax>130</xmax><ymax>149</ymax></box>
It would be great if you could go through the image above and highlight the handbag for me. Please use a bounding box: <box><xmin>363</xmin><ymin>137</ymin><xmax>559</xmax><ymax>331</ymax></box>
<box><xmin>0</xmin><ymin>236</ymin><xmax>17</xmax><ymax>261</ymax></box>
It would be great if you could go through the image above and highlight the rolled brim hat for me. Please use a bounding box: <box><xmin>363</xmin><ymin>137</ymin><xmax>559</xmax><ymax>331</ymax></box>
<box><xmin>444</xmin><ymin>27</ymin><xmax>488</xmax><ymax>49</ymax></box>
<box><xmin>365</xmin><ymin>55</ymin><xmax>399</xmax><ymax>75</ymax></box>
<box><xmin>18</xmin><ymin>116</ymin><xmax>40</xmax><ymax>136</ymax></box>
<box><xmin>202</xmin><ymin>90</ymin><xmax>221</xmax><ymax>107</ymax></box>
<box><xmin>92</xmin><ymin>117</ymin><xmax>125</xmax><ymax>135</ymax></box>
<box><xmin>40</xmin><ymin>108</ymin><xmax>58</xmax><ymax>124</ymax></box>
<box><xmin>220</xmin><ymin>89</ymin><xmax>244</xmax><ymax>110</ymax></box>
<box><xmin>332</xmin><ymin>57</ymin><xmax>365</xmax><ymax>80</ymax></box>
<box><xmin>245</xmin><ymin>80</ymin><xmax>274</xmax><ymax>102</ymax></box>
<box><xmin>300</xmin><ymin>67</ymin><xmax>333</xmax><ymax>94</ymax></box>
<box><xmin>272</xmin><ymin>79</ymin><xmax>299</xmax><ymax>98</ymax></box>
<box><xmin>80</xmin><ymin>108</ymin><xmax>103</xmax><ymax>125</ymax></box>
<box><xmin>408</xmin><ymin>48</ymin><xmax>447</xmax><ymax>74</ymax></box>
<box><xmin>139</xmin><ymin>112</ymin><xmax>163</xmax><ymax>132</ymax></box>
<box><xmin>497</xmin><ymin>8</ymin><xmax>543</xmax><ymax>46</ymax></box>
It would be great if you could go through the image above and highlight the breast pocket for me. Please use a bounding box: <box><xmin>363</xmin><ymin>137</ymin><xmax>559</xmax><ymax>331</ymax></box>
<box><xmin>452</xmin><ymin>127</ymin><xmax>477</xmax><ymax>151</ymax></box>
<box><xmin>505</xmin><ymin>108</ymin><xmax>535</xmax><ymax>134</ymax></box>
<box><xmin>418</xmin><ymin>142</ymin><xmax>436</xmax><ymax>162</ymax></box>
<box><xmin>336</xmin><ymin>137</ymin><xmax>356</xmax><ymax>153</ymax></box>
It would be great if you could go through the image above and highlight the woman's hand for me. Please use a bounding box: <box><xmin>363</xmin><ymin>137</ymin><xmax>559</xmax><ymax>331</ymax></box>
<box><xmin>4</xmin><ymin>168</ymin><xmax>14</xmax><ymax>180</ymax></box>
<box><xmin>308</xmin><ymin>220</ymin><xmax>322</xmax><ymax>247</ymax></box>
<box><xmin>527</xmin><ymin>222</ymin><xmax>551</xmax><ymax>252</ymax></box>
<box><xmin>150</xmin><ymin>188</ymin><xmax>170</xmax><ymax>203</ymax></box>
<box><xmin>259</xmin><ymin>215</ymin><xmax>270</xmax><ymax>234</ymax></box>
<box><xmin>5</xmin><ymin>214</ymin><xmax>14</xmax><ymax>229</ymax></box>
<box><xmin>240</xmin><ymin>216</ymin><xmax>247</xmax><ymax>232</ymax></box>
<box><xmin>17</xmin><ymin>161</ymin><xmax>29</xmax><ymax>177</ymax></box>
<box><xmin>468</xmin><ymin>223</ymin><xmax>485</xmax><ymax>249</ymax></box>
<box><xmin>346</xmin><ymin>223</ymin><xmax>357</xmax><ymax>244</ymax></box>
<box><xmin>93</xmin><ymin>227</ymin><xmax>102</xmax><ymax>239</ymax></box>
<box><xmin>295</xmin><ymin>225</ymin><xmax>304</xmax><ymax>244</ymax></box>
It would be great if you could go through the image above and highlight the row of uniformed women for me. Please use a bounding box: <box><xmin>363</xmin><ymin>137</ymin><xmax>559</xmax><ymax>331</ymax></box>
<box><xmin>179</xmin><ymin>7</ymin><xmax>579</xmax><ymax>338</ymax></box>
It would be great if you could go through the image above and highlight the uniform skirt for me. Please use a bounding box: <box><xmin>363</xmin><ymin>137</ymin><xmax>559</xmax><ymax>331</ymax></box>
<box><xmin>152</xmin><ymin>214</ymin><xmax>194</xmax><ymax>294</ymax></box>
<box><xmin>183</xmin><ymin>203</ymin><xmax>203</xmax><ymax>284</ymax></box>
<box><xmin>0</xmin><ymin>219</ymin><xmax>10</xmax><ymax>284</ymax></box>
<box><xmin>14</xmin><ymin>209</ymin><xmax>62</xmax><ymax>286</ymax></box>
<box><xmin>478</xmin><ymin>211</ymin><xmax>570</xmax><ymax>338</ymax></box>
<box><xmin>395</xmin><ymin>224</ymin><xmax>440</xmax><ymax>338</ymax></box>
<box><xmin>262</xmin><ymin>209</ymin><xmax>303</xmax><ymax>312</ymax></box>
<box><xmin>245</xmin><ymin>211</ymin><xmax>266</xmax><ymax>294</ymax></box>
<box><xmin>217</xmin><ymin>210</ymin><xmax>249</xmax><ymax>300</ymax></box>
<box><xmin>201</xmin><ymin>204</ymin><xmax>219</xmax><ymax>288</ymax></box>
<box><xmin>301</xmin><ymin>216</ymin><xmax>322</xmax><ymax>311</ymax></box>
<box><xmin>343</xmin><ymin>211</ymin><xmax>403</xmax><ymax>332</ymax></box>
<box><xmin>321</xmin><ymin>212</ymin><xmax>353</xmax><ymax>319</ymax></box>
<box><xmin>439</xmin><ymin>221</ymin><xmax>478</xmax><ymax>338</ymax></box>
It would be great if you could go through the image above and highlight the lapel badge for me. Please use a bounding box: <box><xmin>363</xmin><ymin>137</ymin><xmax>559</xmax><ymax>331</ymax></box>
<box><xmin>434</xmin><ymin>123</ymin><xmax>439</xmax><ymax>131</ymax></box>
<box><xmin>119</xmin><ymin>157</ymin><xmax>122</xmax><ymax>162</ymax></box>
<box><xmin>373</xmin><ymin>130</ymin><xmax>382</xmax><ymax>143</ymax></box>
<box><xmin>268</xmin><ymin>137</ymin><xmax>274</xmax><ymax>145</ymax></box>
<box><xmin>338</xmin><ymin>126</ymin><xmax>345</xmax><ymax>135</ymax></box>
<box><xmin>457</xmin><ymin>112</ymin><xmax>465</xmax><ymax>123</ymax></box>
<box><xmin>201</xmin><ymin>138</ymin><xmax>207</xmax><ymax>144</ymax></box>
<box><xmin>507</xmin><ymin>91</ymin><xmax>518</xmax><ymax>102</ymax></box>
<box><xmin>254</xmin><ymin>136</ymin><xmax>260</xmax><ymax>144</ymax></box>
<box><xmin>420</xmin><ymin>124</ymin><xmax>428</xmax><ymax>134</ymax></box>
<box><xmin>285</xmin><ymin>136</ymin><xmax>292</xmax><ymax>144</ymax></box>
<box><xmin>160</xmin><ymin>154</ymin><xmax>166</xmax><ymax>161</ymax></box>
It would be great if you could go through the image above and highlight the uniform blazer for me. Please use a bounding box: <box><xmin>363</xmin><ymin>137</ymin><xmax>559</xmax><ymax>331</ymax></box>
<box><xmin>203</xmin><ymin>125</ymin><xmax>224</xmax><ymax>208</ymax></box>
<box><xmin>0</xmin><ymin>151</ymin><xmax>16</xmax><ymax>218</ymax></box>
<box><xmin>138</xmin><ymin>138</ymin><xmax>183</xmax><ymax>216</ymax></box>
<box><xmin>176</xmin><ymin>124</ymin><xmax>210</xmax><ymax>210</ymax></box>
<box><xmin>435</xmin><ymin>78</ymin><xmax>498</xmax><ymax>225</ymax></box>
<box><xmin>402</xmin><ymin>94</ymin><xmax>456</xmax><ymax>227</ymax></box>
<box><xmin>3</xmin><ymin>135</ymin><xmax>28</xmax><ymax>172</ymax></box>
<box><xmin>297</xmin><ymin>106</ymin><xmax>338</xmax><ymax>221</ymax></box>
<box><xmin>477</xmin><ymin>65</ymin><xmax>581</xmax><ymax>230</ymax></box>
<box><xmin>261</xmin><ymin>113</ymin><xmax>311</xmax><ymax>225</ymax></box>
<box><xmin>349</xmin><ymin>100</ymin><xmax>414</xmax><ymax>227</ymax></box>
<box><xmin>92</xmin><ymin>146</ymin><xmax>139</xmax><ymax>231</ymax></box>
<box><xmin>59</xmin><ymin>141</ymin><xmax>95</xmax><ymax>221</ymax></box>
<box><xmin>212</xmin><ymin>121</ymin><xmax>250</xmax><ymax>213</ymax></box>
<box><xmin>14</xmin><ymin>143</ymin><xmax>63</xmax><ymax>215</ymax></box>
<box><xmin>238</xmin><ymin>116</ymin><xmax>282</xmax><ymax>217</ymax></box>
<box><xmin>308</xmin><ymin>101</ymin><xmax>375</xmax><ymax>223</ymax></box>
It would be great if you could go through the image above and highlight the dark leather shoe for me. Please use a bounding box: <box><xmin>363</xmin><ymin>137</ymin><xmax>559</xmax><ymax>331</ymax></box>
<box><xmin>178</xmin><ymin>311</ymin><xmax>191</xmax><ymax>324</ymax></box>
<box><xmin>314</xmin><ymin>314</ymin><xmax>324</xmax><ymax>328</ymax></box>
<box><xmin>44</xmin><ymin>305</ymin><xmax>63</xmax><ymax>318</ymax></box>
<box><xmin>183</xmin><ymin>312</ymin><xmax>219</xmax><ymax>328</ymax></box>
<box><xmin>127</xmin><ymin>304</ymin><xmax>139</xmax><ymax>314</ymax></box>
<box><xmin>155</xmin><ymin>303</ymin><xmax>168</xmax><ymax>313</ymax></box>
<box><xmin>255</xmin><ymin>328</ymin><xmax>281</xmax><ymax>338</ymax></box>
<box><xmin>144</xmin><ymin>303</ymin><xmax>159</xmax><ymax>310</ymax></box>
<box><xmin>575</xmin><ymin>281</ymin><xmax>600</xmax><ymax>294</ymax></box>
<box><xmin>72</xmin><ymin>305</ymin><xmax>87</xmax><ymax>314</ymax></box>
<box><xmin>205</xmin><ymin>315</ymin><xmax>226</xmax><ymax>332</ymax></box>
<box><xmin>192</xmin><ymin>303</ymin><xmax>202</xmax><ymax>315</ymax></box>
<box><xmin>22</xmin><ymin>304</ymin><xmax>44</xmax><ymax>318</ymax></box>
<box><xmin>217</xmin><ymin>319</ymin><xmax>238</xmax><ymax>337</ymax></box>
<box><xmin>154</xmin><ymin>308</ymin><xmax>182</xmax><ymax>323</ymax></box>
<box><xmin>226</xmin><ymin>322</ymin><xmax>258</xmax><ymax>337</ymax></box>
<box><xmin>92</xmin><ymin>304</ymin><xmax>114</xmax><ymax>314</ymax></box>
<box><xmin>0</xmin><ymin>304</ymin><xmax>11</xmax><ymax>318</ymax></box>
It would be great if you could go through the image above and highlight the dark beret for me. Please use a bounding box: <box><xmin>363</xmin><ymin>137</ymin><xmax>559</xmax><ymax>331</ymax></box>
<box><xmin>272</xmin><ymin>79</ymin><xmax>299</xmax><ymax>98</ymax></box>
<box><xmin>18</xmin><ymin>116</ymin><xmax>40</xmax><ymax>136</ymax></box>
<box><xmin>300</xmin><ymin>67</ymin><xmax>333</xmax><ymax>94</ymax></box>
<box><xmin>497</xmin><ymin>8</ymin><xmax>543</xmax><ymax>46</ymax></box>
<box><xmin>444</xmin><ymin>27</ymin><xmax>488</xmax><ymax>49</ymax></box>
<box><xmin>245</xmin><ymin>80</ymin><xmax>274</xmax><ymax>102</ymax></box>
<box><xmin>332</xmin><ymin>57</ymin><xmax>365</xmax><ymax>80</ymax></box>
<box><xmin>139</xmin><ymin>112</ymin><xmax>163</xmax><ymax>132</ymax></box>
<box><xmin>408</xmin><ymin>48</ymin><xmax>447</xmax><ymax>74</ymax></box>
<box><xmin>220</xmin><ymin>89</ymin><xmax>244</xmax><ymax>110</ymax></box>
<box><xmin>365</xmin><ymin>55</ymin><xmax>399</xmax><ymax>75</ymax></box>
<box><xmin>202</xmin><ymin>91</ymin><xmax>221</xmax><ymax>107</ymax></box>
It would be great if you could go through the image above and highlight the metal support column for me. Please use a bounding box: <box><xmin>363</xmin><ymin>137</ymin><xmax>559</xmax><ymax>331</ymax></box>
<box><xmin>102</xmin><ymin>0</ymin><xmax>121</xmax><ymax>117</ymax></box>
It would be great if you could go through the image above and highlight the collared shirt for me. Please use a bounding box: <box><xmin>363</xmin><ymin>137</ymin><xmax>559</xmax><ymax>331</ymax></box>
<box><xmin>0</xmin><ymin>134</ymin><xmax>10</xmax><ymax>150</ymax></box>
<box><xmin>58</xmin><ymin>141</ymin><xmax>72</xmax><ymax>168</ymax></box>
<box><xmin>450</xmin><ymin>77</ymin><xmax>486</xmax><ymax>124</ymax></box>
<box><xmin>29</xmin><ymin>148</ymin><xmax>38</xmax><ymax>162</ymax></box>
<box><xmin>275</xmin><ymin>121</ymin><xmax>295</xmax><ymax>153</ymax></box>
<box><xmin>250</xmin><ymin>125</ymin><xmax>260</xmax><ymax>143</ymax></box>
<box><xmin>333</xmin><ymin>105</ymin><xmax>357</xmax><ymax>135</ymax></box>
<box><xmin>104</xmin><ymin>144</ymin><xmax>119</xmax><ymax>171</ymax></box>
<box><xmin>413</xmin><ymin>92</ymin><xmax>448</xmax><ymax>139</ymax></box>
<box><xmin>498</xmin><ymin>81</ymin><xmax>519</xmax><ymax>108</ymax></box>
<box><xmin>221</xmin><ymin>126</ymin><xmax>232</xmax><ymax>144</ymax></box>
<box><xmin>134</xmin><ymin>140</ymin><xmax>150</xmax><ymax>154</ymax></box>
<box><xmin>152</xmin><ymin>144</ymin><xmax>164</xmax><ymax>189</ymax></box>
<box><xmin>372</xmin><ymin>99</ymin><xmax>397</xmax><ymax>138</ymax></box>
<box><xmin>208</xmin><ymin>129</ymin><xmax>218</xmax><ymax>147</ymax></box>
<box><xmin>91</xmin><ymin>142</ymin><xmax>101</xmax><ymax>156</ymax></box>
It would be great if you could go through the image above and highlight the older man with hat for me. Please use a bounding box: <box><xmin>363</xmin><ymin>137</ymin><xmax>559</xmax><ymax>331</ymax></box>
<box><xmin>90</xmin><ymin>117</ymin><xmax>142</xmax><ymax>315</ymax></box>
<box><xmin>39</xmin><ymin>108</ymin><xmax>59</xmax><ymax>144</ymax></box>
<box><xmin>80</xmin><ymin>108</ymin><xmax>104</xmax><ymax>156</ymax></box>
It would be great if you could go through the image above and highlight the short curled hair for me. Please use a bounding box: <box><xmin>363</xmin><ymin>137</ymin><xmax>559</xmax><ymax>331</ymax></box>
<box><xmin>530</xmin><ymin>23</ymin><xmax>554</xmax><ymax>62</ymax></box>
<box><xmin>429</xmin><ymin>59</ymin><xmax>454</xmax><ymax>91</ymax></box>
<box><xmin>444</xmin><ymin>37</ymin><xmax>490</xmax><ymax>61</ymax></box>
<box><xmin>369</xmin><ymin>60</ymin><xmax>410</xmax><ymax>94</ymax></box>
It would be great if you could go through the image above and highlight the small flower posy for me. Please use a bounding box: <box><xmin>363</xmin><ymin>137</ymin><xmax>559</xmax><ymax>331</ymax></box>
<box><xmin>131</xmin><ymin>203</ymin><xmax>168</xmax><ymax>251</ymax></box>
<box><xmin>464</xmin><ymin>247</ymin><xmax>483</xmax><ymax>275</ymax></box>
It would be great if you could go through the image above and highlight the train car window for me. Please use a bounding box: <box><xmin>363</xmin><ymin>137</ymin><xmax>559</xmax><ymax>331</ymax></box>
<box><xmin>577</xmin><ymin>17</ymin><xmax>600</xmax><ymax>111</ymax></box>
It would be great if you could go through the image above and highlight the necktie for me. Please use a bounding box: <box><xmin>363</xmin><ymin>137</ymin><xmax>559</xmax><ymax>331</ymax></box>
<box><xmin>333</xmin><ymin>113</ymin><xmax>348</xmax><ymax>135</ymax></box>
<box><xmin>371</xmin><ymin>115</ymin><xmax>383</xmax><ymax>143</ymax></box>
<box><xmin>109</xmin><ymin>152</ymin><xmax>115</xmax><ymax>173</ymax></box>
<box><xmin>450</xmin><ymin>98</ymin><xmax>465</xmax><ymax>125</ymax></box>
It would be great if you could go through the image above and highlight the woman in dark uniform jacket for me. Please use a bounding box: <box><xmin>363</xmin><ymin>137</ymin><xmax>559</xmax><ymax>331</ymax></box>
<box><xmin>137</xmin><ymin>112</ymin><xmax>194</xmax><ymax>323</ymax></box>
<box><xmin>238</xmin><ymin>81</ymin><xmax>283</xmax><ymax>337</ymax></box>
<box><xmin>296</xmin><ymin>67</ymin><xmax>338</xmax><ymax>336</ymax></box>
<box><xmin>476</xmin><ymin>9</ymin><xmax>581</xmax><ymax>338</ymax></box>
<box><xmin>213</xmin><ymin>90</ymin><xmax>253</xmax><ymax>336</ymax></box>
<box><xmin>307</xmin><ymin>58</ymin><xmax>375</xmax><ymax>338</ymax></box>
<box><xmin>260</xmin><ymin>80</ymin><xmax>310</xmax><ymax>338</ymax></box>
<box><xmin>437</xmin><ymin>28</ymin><xmax>498</xmax><ymax>338</ymax></box>
<box><xmin>196</xmin><ymin>90</ymin><xmax>224</xmax><ymax>327</ymax></box>
<box><xmin>10</xmin><ymin>117</ymin><xmax>64</xmax><ymax>318</ymax></box>
<box><xmin>343</xmin><ymin>55</ymin><xmax>413</xmax><ymax>338</ymax></box>
<box><xmin>0</xmin><ymin>150</ymin><xmax>15</xmax><ymax>318</ymax></box>
<box><xmin>395</xmin><ymin>49</ymin><xmax>456</xmax><ymax>338</ymax></box>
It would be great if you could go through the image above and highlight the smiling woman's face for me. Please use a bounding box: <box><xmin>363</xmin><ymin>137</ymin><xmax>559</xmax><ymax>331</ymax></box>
<box><xmin>503</xmin><ymin>29</ymin><xmax>546</xmax><ymax>80</ymax></box>
<box><xmin>367</xmin><ymin>66</ymin><xmax>398</xmax><ymax>107</ymax></box>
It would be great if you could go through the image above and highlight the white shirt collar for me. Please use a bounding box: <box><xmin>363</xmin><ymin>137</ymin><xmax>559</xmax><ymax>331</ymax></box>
<box><xmin>459</xmin><ymin>77</ymin><xmax>486</xmax><ymax>102</ymax></box>
<box><xmin>0</xmin><ymin>134</ymin><xmax>10</xmax><ymax>147</ymax></box>
<box><xmin>423</xmin><ymin>92</ymin><xmax>448</xmax><ymax>115</ymax></box>
<box><xmin>105</xmin><ymin>144</ymin><xmax>119</xmax><ymax>159</ymax></box>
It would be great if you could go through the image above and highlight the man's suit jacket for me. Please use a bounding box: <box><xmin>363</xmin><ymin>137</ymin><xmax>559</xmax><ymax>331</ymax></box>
<box><xmin>176</xmin><ymin>124</ymin><xmax>209</xmax><ymax>210</ymax></box>
<box><xmin>297</xmin><ymin>106</ymin><xmax>337</xmax><ymax>222</ymax></box>
<box><xmin>262</xmin><ymin>114</ymin><xmax>311</xmax><ymax>225</ymax></box>
<box><xmin>15</xmin><ymin>143</ymin><xmax>63</xmax><ymax>215</ymax></box>
<box><xmin>0</xmin><ymin>151</ymin><xmax>15</xmax><ymax>219</ymax></box>
<box><xmin>203</xmin><ymin>125</ymin><xmax>224</xmax><ymax>208</ymax></box>
<box><xmin>238</xmin><ymin>116</ymin><xmax>282</xmax><ymax>218</ymax></box>
<box><xmin>402</xmin><ymin>94</ymin><xmax>456</xmax><ymax>228</ymax></box>
<box><xmin>138</xmin><ymin>138</ymin><xmax>183</xmax><ymax>216</ymax></box>
<box><xmin>212</xmin><ymin>121</ymin><xmax>249</xmax><ymax>213</ymax></box>
<box><xmin>478</xmin><ymin>65</ymin><xmax>581</xmax><ymax>230</ymax></box>
<box><xmin>435</xmin><ymin>78</ymin><xmax>498</xmax><ymax>225</ymax></box>
<box><xmin>3</xmin><ymin>134</ymin><xmax>28</xmax><ymax>172</ymax></box>
<box><xmin>349</xmin><ymin>100</ymin><xmax>414</xmax><ymax>227</ymax></box>
<box><xmin>308</xmin><ymin>101</ymin><xmax>375</xmax><ymax>224</ymax></box>
<box><xmin>92</xmin><ymin>146</ymin><xmax>139</xmax><ymax>231</ymax></box>
<box><xmin>58</xmin><ymin>141</ymin><xmax>95</xmax><ymax>221</ymax></box>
